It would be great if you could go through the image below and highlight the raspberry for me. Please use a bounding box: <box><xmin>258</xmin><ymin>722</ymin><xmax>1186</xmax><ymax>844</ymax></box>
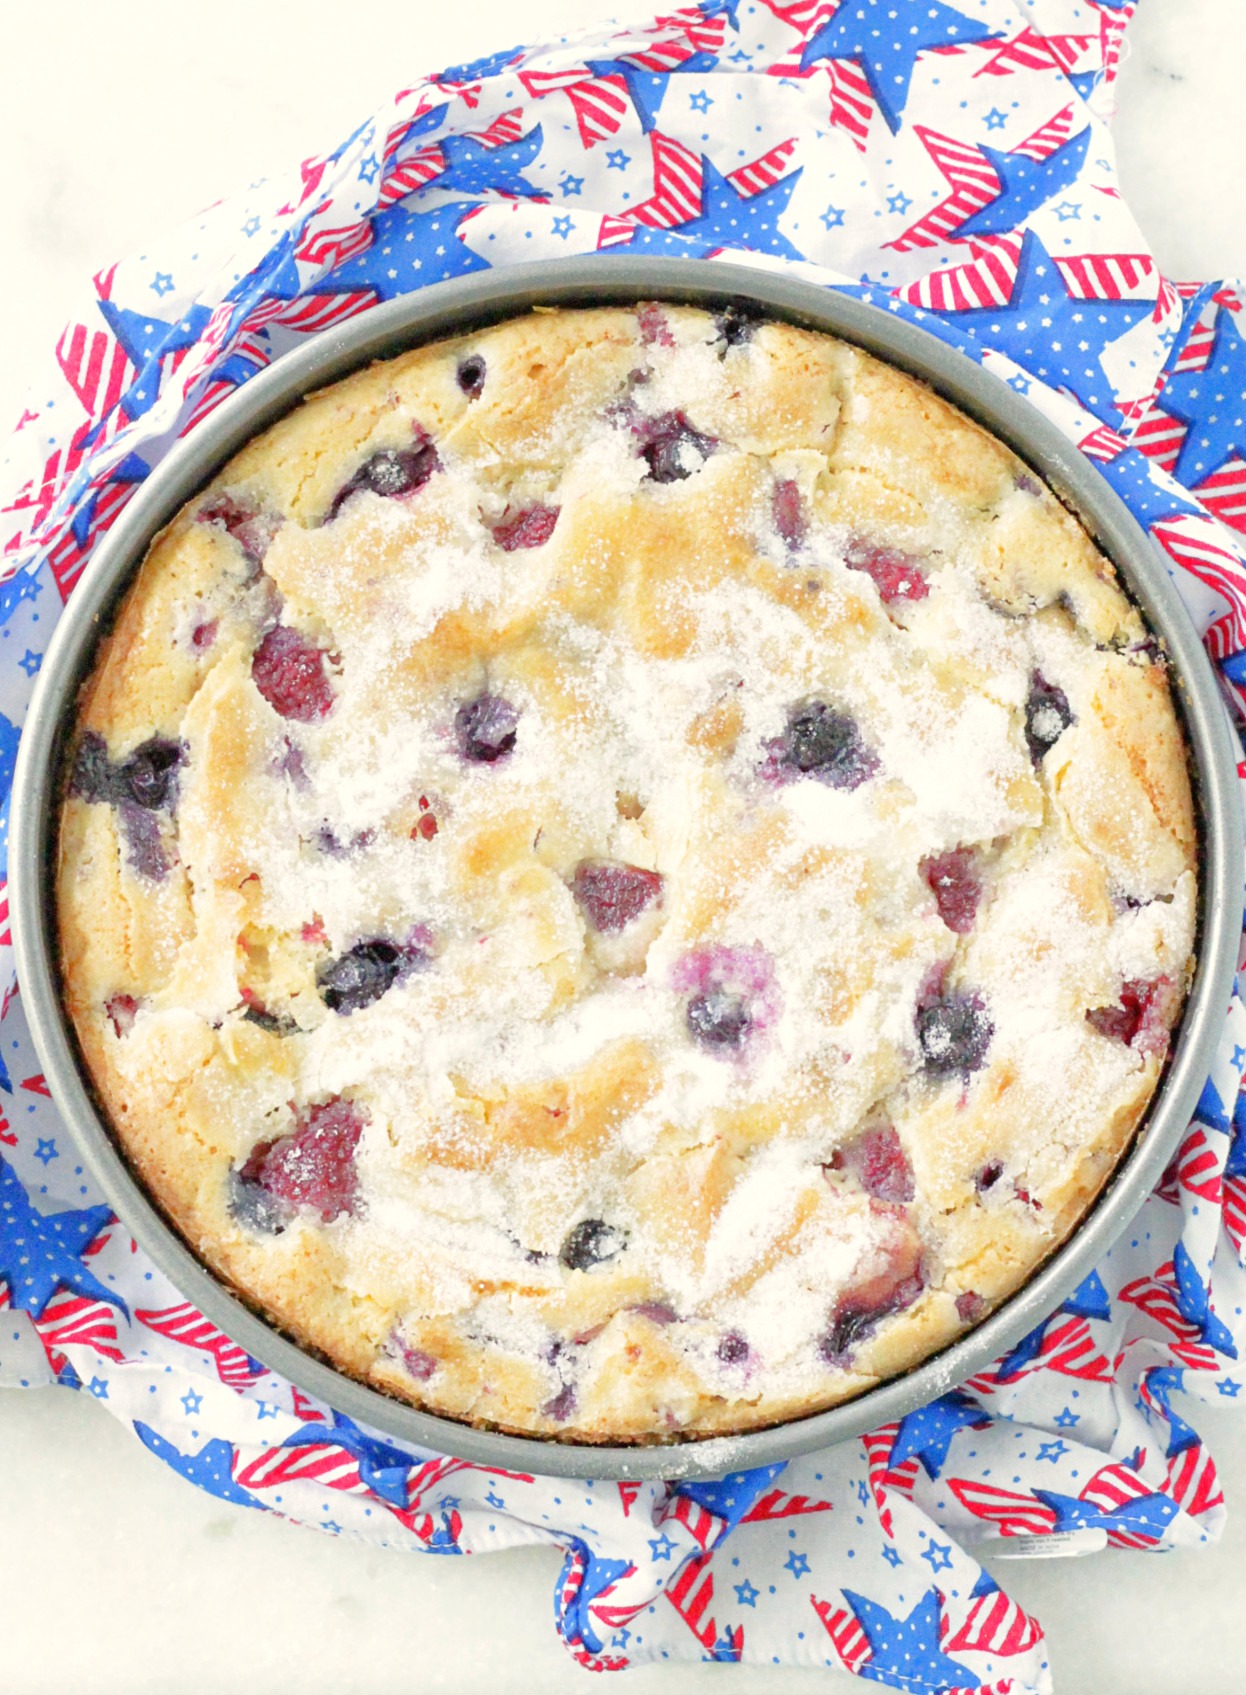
<box><xmin>572</xmin><ymin>860</ymin><xmax>664</xmax><ymax>933</ymax></box>
<box><xmin>921</xmin><ymin>847</ymin><xmax>982</xmax><ymax>935</ymax></box>
<box><xmin>843</xmin><ymin>535</ymin><xmax>929</xmax><ymax>604</ymax></box>
<box><xmin>491</xmin><ymin>504</ymin><xmax>560</xmax><ymax>551</ymax></box>
<box><xmin>239</xmin><ymin>1097</ymin><xmax>366</xmax><ymax>1224</ymax></box>
<box><xmin>252</xmin><ymin>626</ymin><xmax>335</xmax><ymax>722</ymax></box>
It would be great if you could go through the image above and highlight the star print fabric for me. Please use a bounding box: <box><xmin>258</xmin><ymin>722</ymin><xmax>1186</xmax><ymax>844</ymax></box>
<box><xmin>2</xmin><ymin>3</ymin><xmax>1246</xmax><ymax>1691</ymax></box>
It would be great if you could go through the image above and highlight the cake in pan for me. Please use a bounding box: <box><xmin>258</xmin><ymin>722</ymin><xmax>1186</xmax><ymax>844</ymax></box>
<box><xmin>56</xmin><ymin>303</ymin><xmax>1197</xmax><ymax>1441</ymax></box>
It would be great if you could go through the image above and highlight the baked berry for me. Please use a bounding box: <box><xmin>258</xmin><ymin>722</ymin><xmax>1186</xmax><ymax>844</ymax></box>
<box><xmin>975</xmin><ymin>1159</ymin><xmax>1004</xmax><ymax>1193</ymax></box>
<box><xmin>772</xmin><ymin>479</ymin><xmax>806</xmax><ymax>551</ymax></box>
<box><xmin>396</xmin><ymin>1340</ymin><xmax>438</xmax><ymax>1381</ymax></box>
<box><xmin>197</xmin><ymin>493</ymin><xmax>282</xmax><ymax>569</ymax></box>
<box><xmin>491</xmin><ymin>504</ymin><xmax>560</xmax><ymax>552</ymax></box>
<box><xmin>117</xmin><ymin>738</ymin><xmax>184</xmax><ymax>811</ymax></box>
<box><xmin>836</xmin><ymin>1125</ymin><xmax>914</xmax><ymax>1204</ymax></box>
<box><xmin>921</xmin><ymin>847</ymin><xmax>982</xmax><ymax>935</ymax></box>
<box><xmin>326</xmin><ymin>440</ymin><xmax>441</xmax><ymax>521</ymax></box>
<box><xmin>843</xmin><ymin>535</ymin><xmax>929</xmax><ymax>605</ymax></box>
<box><xmin>1087</xmin><ymin>979</ymin><xmax>1170</xmax><ymax>1052</ymax></box>
<box><xmin>105</xmin><ymin>994</ymin><xmax>139</xmax><ymax>1037</ymax></box>
<box><xmin>455</xmin><ymin>692</ymin><xmax>518</xmax><ymax>763</ymax></box>
<box><xmin>241</xmin><ymin>998</ymin><xmax>299</xmax><ymax>1037</ymax></box>
<box><xmin>632</xmin><ymin>1301</ymin><xmax>679</xmax><ymax>1325</ymax></box>
<box><xmin>572</xmin><ymin>860</ymin><xmax>664</xmax><ymax>933</ymax></box>
<box><xmin>686</xmin><ymin>989</ymin><xmax>752</xmax><ymax>1051</ymax></box>
<box><xmin>956</xmin><ymin>1291</ymin><xmax>987</xmax><ymax>1323</ymax></box>
<box><xmin>717</xmin><ymin>1332</ymin><xmax>750</xmax><ymax>1365</ymax></box>
<box><xmin>118</xmin><ymin>805</ymin><xmax>171</xmax><ymax>881</ymax></box>
<box><xmin>638</xmin><ymin>411</ymin><xmax>717</xmax><ymax>483</ymax></box>
<box><xmin>636</xmin><ymin>302</ymin><xmax>674</xmax><ymax>347</ymax></box>
<box><xmin>456</xmin><ymin>354</ymin><xmax>486</xmax><ymax>398</ymax></box>
<box><xmin>252</xmin><ymin>625</ymin><xmax>335</xmax><ymax>722</ymax></box>
<box><xmin>559</xmin><ymin>1218</ymin><xmax>626</xmax><ymax>1271</ymax></box>
<box><xmin>917</xmin><ymin>992</ymin><xmax>993</xmax><ymax>1075</ymax></box>
<box><xmin>819</xmin><ymin>1224</ymin><xmax>924</xmax><ymax>1364</ymax></box>
<box><xmin>317</xmin><ymin>939</ymin><xmax>409</xmax><ymax>1015</ymax></box>
<box><xmin>191</xmin><ymin>619</ymin><xmax>218</xmax><ymax>653</ymax></box>
<box><xmin>1024</xmin><ymin>672</ymin><xmax>1073</xmax><ymax>763</ymax></box>
<box><xmin>714</xmin><ymin>302</ymin><xmax>760</xmax><ymax>349</ymax></box>
<box><xmin>237</xmin><ymin>1096</ymin><xmax>366</xmax><ymax>1224</ymax></box>
<box><xmin>228</xmin><ymin>1166</ymin><xmax>291</xmax><ymax>1236</ymax></box>
<box><xmin>766</xmin><ymin>698</ymin><xmax>878</xmax><ymax>790</ymax></box>
<box><xmin>542</xmin><ymin>1383</ymin><xmax>577</xmax><ymax>1421</ymax></box>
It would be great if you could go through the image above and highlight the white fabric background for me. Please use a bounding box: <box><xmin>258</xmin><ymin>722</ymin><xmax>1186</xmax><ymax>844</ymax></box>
<box><xmin>0</xmin><ymin>2</ymin><xmax>1243</xmax><ymax>1691</ymax></box>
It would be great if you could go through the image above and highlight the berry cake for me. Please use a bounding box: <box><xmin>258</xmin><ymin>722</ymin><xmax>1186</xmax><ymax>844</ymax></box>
<box><xmin>56</xmin><ymin>303</ymin><xmax>1198</xmax><ymax>1443</ymax></box>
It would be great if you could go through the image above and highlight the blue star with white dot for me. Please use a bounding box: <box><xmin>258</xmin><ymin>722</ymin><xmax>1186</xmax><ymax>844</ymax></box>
<box><xmin>18</xmin><ymin>650</ymin><xmax>41</xmax><ymax>678</ymax></box>
<box><xmin>921</xmin><ymin>1539</ymin><xmax>953</xmax><ymax>1574</ymax></box>
<box><xmin>1218</xmin><ymin>1377</ymin><xmax>1240</xmax><ymax>1397</ymax></box>
<box><xmin>559</xmin><ymin>173</ymin><xmax>584</xmax><ymax>197</ymax></box>
<box><xmin>841</xmin><ymin>1587</ymin><xmax>978</xmax><ymax>1694</ymax></box>
<box><xmin>983</xmin><ymin>107</ymin><xmax>1007</xmax><ymax>131</ymax></box>
<box><xmin>606</xmin><ymin>149</ymin><xmax>632</xmax><ymax>172</ymax></box>
<box><xmin>784</xmin><ymin>1550</ymin><xmax>810</xmax><ymax>1578</ymax></box>
<box><xmin>134</xmin><ymin>1422</ymin><xmax>262</xmax><ymax>1509</ymax></box>
<box><xmin>181</xmin><ymin>1389</ymin><xmax>203</xmax><ymax>1416</ymax></box>
<box><xmin>734</xmin><ymin>1579</ymin><xmax>759</xmax><ymax>1607</ymax></box>
<box><xmin>887</xmin><ymin>191</ymin><xmax>913</xmax><ymax>216</ymax></box>
<box><xmin>434</xmin><ymin>125</ymin><xmax>546</xmax><ymax>199</ymax></box>
<box><xmin>1052</xmin><ymin>199</ymin><xmax>1082</xmax><ymax>221</ymax></box>
<box><xmin>322</xmin><ymin>1520</ymin><xmax>342</xmax><ymax>1535</ymax></box>
<box><xmin>88</xmin><ymin>1376</ymin><xmax>109</xmax><ymax>1398</ymax></box>
<box><xmin>881</xmin><ymin>1543</ymin><xmax>903</xmax><ymax>1568</ymax></box>
<box><xmin>648</xmin><ymin>1532</ymin><xmax>676</xmax><ymax>1561</ymax></box>
<box><xmin>953</xmin><ymin>125</ymin><xmax>1090</xmax><ymax>240</ymax></box>
<box><xmin>254</xmin><ymin>1399</ymin><xmax>277</xmax><ymax>1419</ymax></box>
<box><xmin>801</xmin><ymin>0</ymin><xmax>998</xmax><ymax>133</ymax></box>
<box><xmin>551</xmin><ymin>214</ymin><xmax>573</xmax><ymax>239</ymax></box>
<box><xmin>1053</xmin><ymin>1406</ymin><xmax>1081</xmax><ymax>1429</ymax></box>
<box><xmin>0</xmin><ymin>1158</ymin><xmax>120</xmax><ymax>1318</ymax></box>
<box><xmin>485</xmin><ymin>1487</ymin><xmax>506</xmax><ymax>1508</ymax></box>
<box><xmin>1036</xmin><ymin>1439</ymin><xmax>1069</xmax><ymax>1463</ymax></box>
<box><xmin>358</xmin><ymin>153</ymin><xmax>380</xmax><ymax>184</ymax></box>
<box><xmin>33</xmin><ymin>1139</ymin><xmax>57</xmax><ymax>1166</ymax></box>
<box><xmin>622</xmin><ymin>156</ymin><xmax>804</xmax><ymax>261</ymax></box>
<box><xmin>314</xmin><ymin>198</ymin><xmax>486</xmax><ymax>303</ymax></box>
<box><xmin>821</xmin><ymin>204</ymin><xmax>846</xmax><ymax>230</ymax></box>
<box><xmin>242</xmin><ymin>215</ymin><xmax>262</xmax><ymax>238</ymax></box>
<box><xmin>150</xmin><ymin>272</ymin><xmax>174</xmax><ymax>297</ymax></box>
<box><xmin>1156</xmin><ymin>304</ymin><xmax>1246</xmax><ymax>484</ymax></box>
<box><xmin>689</xmin><ymin>89</ymin><xmax>713</xmax><ymax>114</ymax></box>
<box><xmin>954</xmin><ymin>230</ymin><xmax>1149</xmax><ymax>423</ymax></box>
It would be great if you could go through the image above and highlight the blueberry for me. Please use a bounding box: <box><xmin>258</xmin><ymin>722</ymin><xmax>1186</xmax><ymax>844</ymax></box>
<box><xmin>560</xmin><ymin>1218</ymin><xmax>627</xmax><ymax>1271</ymax></box>
<box><xmin>771</xmin><ymin>699</ymin><xmax>878</xmax><ymax>790</ymax></box>
<box><xmin>1024</xmin><ymin>672</ymin><xmax>1073</xmax><ymax>764</ymax></box>
<box><xmin>70</xmin><ymin>732</ymin><xmax>113</xmax><ymax>802</ymax></box>
<box><xmin>917</xmin><ymin>993</ymin><xmax>993</xmax><ymax>1075</ymax></box>
<box><xmin>455</xmin><ymin>692</ymin><xmax>518</xmax><ymax>763</ymax></box>
<box><xmin>116</xmin><ymin>738</ymin><xmax>184</xmax><ymax>810</ymax></box>
<box><xmin>242</xmin><ymin>1002</ymin><xmax>300</xmax><ymax>1037</ymax></box>
<box><xmin>326</xmin><ymin>442</ymin><xmax>441</xmax><ymax>521</ymax></box>
<box><xmin>686</xmin><ymin>989</ymin><xmax>752</xmax><ymax>1051</ymax></box>
<box><xmin>717</xmin><ymin>1332</ymin><xmax>750</xmax><ymax>1365</ymax></box>
<box><xmin>638</xmin><ymin>411</ymin><xmax>717</xmax><ymax>484</ymax></box>
<box><xmin>228</xmin><ymin>1166</ymin><xmax>290</xmax><ymax>1236</ymax></box>
<box><xmin>317</xmin><ymin>939</ymin><xmax>404</xmax><ymax>1015</ymax></box>
<box><xmin>118</xmin><ymin>805</ymin><xmax>170</xmax><ymax>881</ymax></box>
<box><xmin>542</xmin><ymin>1383</ymin><xmax>577</xmax><ymax>1421</ymax></box>
<box><xmin>456</xmin><ymin>354</ymin><xmax>486</xmax><ymax>398</ymax></box>
<box><xmin>714</xmin><ymin>302</ymin><xmax>761</xmax><ymax>350</ymax></box>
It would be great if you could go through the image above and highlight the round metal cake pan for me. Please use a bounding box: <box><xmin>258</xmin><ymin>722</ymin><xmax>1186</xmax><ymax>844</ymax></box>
<box><xmin>11</xmin><ymin>257</ymin><xmax>1243</xmax><ymax>1480</ymax></box>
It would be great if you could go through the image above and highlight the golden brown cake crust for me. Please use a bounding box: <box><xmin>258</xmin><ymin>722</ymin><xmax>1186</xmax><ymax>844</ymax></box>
<box><xmin>57</xmin><ymin>304</ymin><xmax>1197</xmax><ymax>1443</ymax></box>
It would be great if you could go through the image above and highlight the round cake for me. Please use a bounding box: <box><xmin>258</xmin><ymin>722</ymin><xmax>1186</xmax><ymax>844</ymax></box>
<box><xmin>56</xmin><ymin>302</ymin><xmax>1197</xmax><ymax>1442</ymax></box>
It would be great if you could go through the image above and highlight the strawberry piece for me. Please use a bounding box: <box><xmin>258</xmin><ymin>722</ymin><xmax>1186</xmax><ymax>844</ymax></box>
<box><xmin>241</xmin><ymin>1097</ymin><xmax>366</xmax><ymax>1223</ymax></box>
<box><xmin>844</xmin><ymin>534</ymin><xmax>929</xmax><ymax>604</ymax></box>
<box><xmin>572</xmin><ymin>860</ymin><xmax>664</xmax><ymax>933</ymax></box>
<box><xmin>491</xmin><ymin>503</ymin><xmax>560</xmax><ymax>552</ymax></box>
<box><xmin>252</xmin><ymin>625</ymin><xmax>335</xmax><ymax>722</ymax></box>
<box><xmin>835</xmin><ymin>1124</ymin><xmax>914</xmax><ymax>1204</ymax></box>
<box><xmin>772</xmin><ymin>479</ymin><xmax>806</xmax><ymax>550</ymax></box>
<box><xmin>921</xmin><ymin>847</ymin><xmax>982</xmax><ymax>935</ymax></box>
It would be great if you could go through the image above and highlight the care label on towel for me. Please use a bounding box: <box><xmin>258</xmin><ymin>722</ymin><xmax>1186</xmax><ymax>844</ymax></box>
<box><xmin>979</xmin><ymin>1529</ymin><xmax>1110</xmax><ymax>1560</ymax></box>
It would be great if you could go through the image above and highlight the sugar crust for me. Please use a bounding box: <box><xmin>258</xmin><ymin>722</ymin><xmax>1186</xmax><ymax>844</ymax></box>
<box><xmin>57</xmin><ymin>305</ymin><xmax>1197</xmax><ymax>1442</ymax></box>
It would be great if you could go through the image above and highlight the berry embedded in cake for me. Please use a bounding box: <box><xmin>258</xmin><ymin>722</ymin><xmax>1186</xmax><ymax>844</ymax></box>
<box><xmin>56</xmin><ymin>303</ymin><xmax>1198</xmax><ymax>1444</ymax></box>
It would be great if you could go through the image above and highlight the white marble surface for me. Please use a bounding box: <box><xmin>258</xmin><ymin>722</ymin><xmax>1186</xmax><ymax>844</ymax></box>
<box><xmin>1</xmin><ymin>3</ymin><xmax>1245</xmax><ymax>1691</ymax></box>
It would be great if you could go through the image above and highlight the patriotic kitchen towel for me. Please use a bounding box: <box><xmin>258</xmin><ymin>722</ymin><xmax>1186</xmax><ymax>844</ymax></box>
<box><xmin>2</xmin><ymin>2</ymin><xmax>1245</xmax><ymax>1690</ymax></box>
